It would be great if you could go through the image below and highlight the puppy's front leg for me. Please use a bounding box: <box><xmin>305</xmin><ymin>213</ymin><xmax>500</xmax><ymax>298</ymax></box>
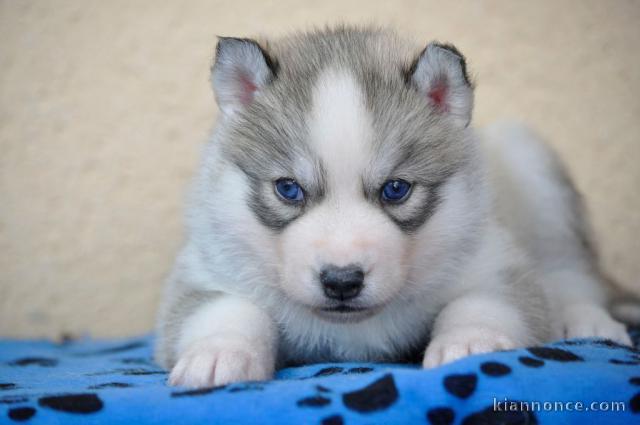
<box><xmin>423</xmin><ymin>289</ymin><xmax>539</xmax><ymax>368</ymax></box>
<box><xmin>168</xmin><ymin>295</ymin><xmax>277</xmax><ymax>388</ymax></box>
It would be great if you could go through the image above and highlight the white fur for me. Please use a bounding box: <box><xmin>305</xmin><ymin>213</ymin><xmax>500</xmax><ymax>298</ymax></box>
<box><xmin>278</xmin><ymin>69</ymin><xmax>408</xmax><ymax>312</ymax></box>
<box><xmin>309</xmin><ymin>68</ymin><xmax>372</xmax><ymax>188</ymax></box>
<box><xmin>482</xmin><ymin>122</ymin><xmax>631</xmax><ymax>345</ymax></box>
<box><xmin>169</xmin><ymin>296</ymin><xmax>276</xmax><ymax>388</ymax></box>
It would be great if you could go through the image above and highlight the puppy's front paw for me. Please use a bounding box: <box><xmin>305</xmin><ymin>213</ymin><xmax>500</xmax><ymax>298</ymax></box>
<box><xmin>422</xmin><ymin>326</ymin><xmax>517</xmax><ymax>368</ymax></box>
<box><xmin>169</xmin><ymin>337</ymin><xmax>274</xmax><ymax>388</ymax></box>
<box><xmin>561</xmin><ymin>303</ymin><xmax>631</xmax><ymax>346</ymax></box>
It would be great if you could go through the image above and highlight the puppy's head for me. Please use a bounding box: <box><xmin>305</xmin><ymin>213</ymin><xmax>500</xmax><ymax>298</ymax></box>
<box><xmin>209</xmin><ymin>29</ymin><xmax>484</xmax><ymax>322</ymax></box>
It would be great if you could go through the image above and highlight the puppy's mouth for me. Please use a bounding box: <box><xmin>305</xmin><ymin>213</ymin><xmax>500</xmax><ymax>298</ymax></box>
<box><xmin>321</xmin><ymin>304</ymin><xmax>368</xmax><ymax>313</ymax></box>
<box><xmin>313</xmin><ymin>304</ymin><xmax>379</xmax><ymax>323</ymax></box>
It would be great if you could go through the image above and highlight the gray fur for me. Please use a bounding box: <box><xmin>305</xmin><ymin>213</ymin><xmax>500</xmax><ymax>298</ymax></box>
<box><xmin>500</xmin><ymin>265</ymin><xmax>552</xmax><ymax>343</ymax></box>
<box><xmin>545</xmin><ymin>151</ymin><xmax>599</xmax><ymax>262</ymax></box>
<box><xmin>217</xmin><ymin>27</ymin><xmax>474</xmax><ymax>233</ymax></box>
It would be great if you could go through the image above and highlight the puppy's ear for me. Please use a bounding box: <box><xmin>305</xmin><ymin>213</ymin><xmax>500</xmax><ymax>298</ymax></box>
<box><xmin>407</xmin><ymin>42</ymin><xmax>474</xmax><ymax>127</ymax></box>
<box><xmin>211</xmin><ymin>37</ymin><xmax>278</xmax><ymax>116</ymax></box>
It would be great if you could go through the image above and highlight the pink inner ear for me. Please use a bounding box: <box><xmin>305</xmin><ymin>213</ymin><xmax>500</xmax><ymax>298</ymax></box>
<box><xmin>238</xmin><ymin>72</ymin><xmax>258</xmax><ymax>106</ymax></box>
<box><xmin>427</xmin><ymin>79</ymin><xmax>449</xmax><ymax>111</ymax></box>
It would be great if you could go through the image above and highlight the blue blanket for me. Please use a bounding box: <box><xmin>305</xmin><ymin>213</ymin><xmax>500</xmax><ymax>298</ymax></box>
<box><xmin>1</xmin><ymin>330</ymin><xmax>640</xmax><ymax>424</ymax></box>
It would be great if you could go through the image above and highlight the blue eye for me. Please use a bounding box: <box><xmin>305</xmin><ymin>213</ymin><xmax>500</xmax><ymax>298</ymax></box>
<box><xmin>381</xmin><ymin>179</ymin><xmax>412</xmax><ymax>203</ymax></box>
<box><xmin>275</xmin><ymin>178</ymin><xmax>304</xmax><ymax>202</ymax></box>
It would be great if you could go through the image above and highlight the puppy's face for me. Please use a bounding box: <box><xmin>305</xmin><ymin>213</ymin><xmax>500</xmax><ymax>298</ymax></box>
<box><xmin>211</xmin><ymin>33</ymin><xmax>481</xmax><ymax>322</ymax></box>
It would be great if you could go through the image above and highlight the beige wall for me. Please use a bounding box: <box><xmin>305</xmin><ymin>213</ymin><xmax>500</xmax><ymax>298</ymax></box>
<box><xmin>1</xmin><ymin>0</ymin><xmax>639</xmax><ymax>339</ymax></box>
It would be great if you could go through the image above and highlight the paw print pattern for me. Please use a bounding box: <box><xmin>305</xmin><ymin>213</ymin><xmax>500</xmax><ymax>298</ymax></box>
<box><xmin>1</xmin><ymin>332</ymin><xmax>639</xmax><ymax>423</ymax></box>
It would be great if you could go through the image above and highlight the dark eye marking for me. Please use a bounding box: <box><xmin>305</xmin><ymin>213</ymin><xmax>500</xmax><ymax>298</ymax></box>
<box><xmin>384</xmin><ymin>179</ymin><xmax>447</xmax><ymax>233</ymax></box>
<box><xmin>246</xmin><ymin>174</ymin><xmax>324</xmax><ymax>232</ymax></box>
<box><xmin>250</xmin><ymin>177</ymin><xmax>306</xmax><ymax>231</ymax></box>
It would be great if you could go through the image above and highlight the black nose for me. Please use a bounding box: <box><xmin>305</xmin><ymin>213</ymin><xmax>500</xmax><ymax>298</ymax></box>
<box><xmin>320</xmin><ymin>265</ymin><xmax>364</xmax><ymax>301</ymax></box>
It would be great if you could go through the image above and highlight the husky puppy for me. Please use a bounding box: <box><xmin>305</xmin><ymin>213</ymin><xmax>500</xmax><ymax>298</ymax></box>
<box><xmin>155</xmin><ymin>27</ymin><xmax>631</xmax><ymax>388</ymax></box>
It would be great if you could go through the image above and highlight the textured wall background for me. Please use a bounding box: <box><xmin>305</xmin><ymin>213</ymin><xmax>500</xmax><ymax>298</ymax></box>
<box><xmin>1</xmin><ymin>0</ymin><xmax>638</xmax><ymax>339</ymax></box>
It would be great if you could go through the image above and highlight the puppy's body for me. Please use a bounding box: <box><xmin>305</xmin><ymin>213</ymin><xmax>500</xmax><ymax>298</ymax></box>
<box><xmin>156</xmin><ymin>27</ymin><xmax>630</xmax><ymax>388</ymax></box>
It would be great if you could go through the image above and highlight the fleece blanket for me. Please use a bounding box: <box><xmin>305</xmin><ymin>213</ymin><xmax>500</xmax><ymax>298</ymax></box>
<box><xmin>1</xmin><ymin>330</ymin><xmax>640</xmax><ymax>424</ymax></box>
